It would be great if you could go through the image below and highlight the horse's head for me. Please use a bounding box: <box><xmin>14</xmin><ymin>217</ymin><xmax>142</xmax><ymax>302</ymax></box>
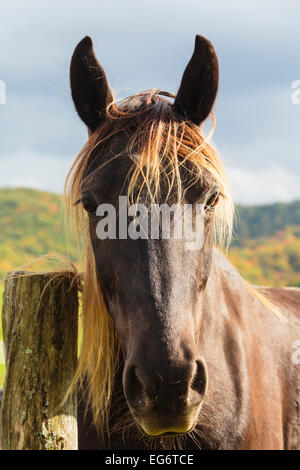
<box><xmin>68</xmin><ymin>36</ymin><xmax>232</xmax><ymax>438</ymax></box>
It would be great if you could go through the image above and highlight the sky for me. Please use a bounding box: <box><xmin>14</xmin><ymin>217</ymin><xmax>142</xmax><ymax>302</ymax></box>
<box><xmin>0</xmin><ymin>0</ymin><xmax>299</xmax><ymax>205</ymax></box>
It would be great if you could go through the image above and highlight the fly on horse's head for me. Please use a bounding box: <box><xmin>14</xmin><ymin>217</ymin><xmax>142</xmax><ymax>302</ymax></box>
<box><xmin>67</xmin><ymin>35</ymin><xmax>300</xmax><ymax>450</ymax></box>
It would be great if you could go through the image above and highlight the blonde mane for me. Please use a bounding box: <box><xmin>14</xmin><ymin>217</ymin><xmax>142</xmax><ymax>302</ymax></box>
<box><xmin>64</xmin><ymin>89</ymin><xmax>234</xmax><ymax>439</ymax></box>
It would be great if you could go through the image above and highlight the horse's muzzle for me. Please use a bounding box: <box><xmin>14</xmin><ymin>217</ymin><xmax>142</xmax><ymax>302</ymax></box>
<box><xmin>123</xmin><ymin>358</ymin><xmax>208</xmax><ymax>437</ymax></box>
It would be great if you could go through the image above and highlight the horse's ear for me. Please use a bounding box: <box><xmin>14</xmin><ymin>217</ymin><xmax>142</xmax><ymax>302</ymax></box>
<box><xmin>173</xmin><ymin>35</ymin><xmax>219</xmax><ymax>125</ymax></box>
<box><xmin>70</xmin><ymin>36</ymin><xmax>113</xmax><ymax>132</ymax></box>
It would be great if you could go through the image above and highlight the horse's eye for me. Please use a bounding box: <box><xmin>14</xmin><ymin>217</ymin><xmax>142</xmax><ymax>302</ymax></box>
<box><xmin>81</xmin><ymin>195</ymin><xmax>97</xmax><ymax>214</ymax></box>
<box><xmin>205</xmin><ymin>189</ymin><xmax>220</xmax><ymax>211</ymax></box>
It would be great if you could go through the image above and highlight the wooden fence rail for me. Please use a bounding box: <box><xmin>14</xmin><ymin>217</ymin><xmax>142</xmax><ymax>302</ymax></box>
<box><xmin>0</xmin><ymin>272</ymin><xmax>78</xmax><ymax>450</ymax></box>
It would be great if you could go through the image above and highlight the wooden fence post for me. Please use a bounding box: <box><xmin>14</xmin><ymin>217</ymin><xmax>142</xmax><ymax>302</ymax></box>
<box><xmin>0</xmin><ymin>272</ymin><xmax>78</xmax><ymax>450</ymax></box>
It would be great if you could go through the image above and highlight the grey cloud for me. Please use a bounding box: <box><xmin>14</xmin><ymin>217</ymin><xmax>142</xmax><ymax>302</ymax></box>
<box><xmin>0</xmin><ymin>0</ymin><xmax>300</xmax><ymax>204</ymax></box>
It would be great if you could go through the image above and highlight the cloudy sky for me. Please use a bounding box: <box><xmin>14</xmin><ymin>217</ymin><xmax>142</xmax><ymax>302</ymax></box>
<box><xmin>0</xmin><ymin>0</ymin><xmax>299</xmax><ymax>204</ymax></box>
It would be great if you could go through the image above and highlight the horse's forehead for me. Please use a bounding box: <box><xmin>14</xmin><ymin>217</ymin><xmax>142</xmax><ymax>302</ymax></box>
<box><xmin>83</xmin><ymin>132</ymin><xmax>216</xmax><ymax>201</ymax></box>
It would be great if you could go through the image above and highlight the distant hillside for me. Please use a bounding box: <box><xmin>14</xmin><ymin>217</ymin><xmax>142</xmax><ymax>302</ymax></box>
<box><xmin>233</xmin><ymin>201</ymin><xmax>300</xmax><ymax>245</ymax></box>
<box><xmin>0</xmin><ymin>188</ymin><xmax>77</xmax><ymax>277</ymax></box>
<box><xmin>0</xmin><ymin>188</ymin><xmax>300</xmax><ymax>287</ymax></box>
<box><xmin>230</xmin><ymin>226</ymin><xmax>300</xmax><ymax>287</ymax></box>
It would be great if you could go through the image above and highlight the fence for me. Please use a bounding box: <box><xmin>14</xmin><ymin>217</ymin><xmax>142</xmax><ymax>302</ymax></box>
<box><xmin>0</xmin><ymin>272</ymin><xmax>78</xmax><ymax>450</ymax></box>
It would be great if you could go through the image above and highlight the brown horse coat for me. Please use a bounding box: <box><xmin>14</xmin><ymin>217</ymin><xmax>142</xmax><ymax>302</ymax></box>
<box><xmin>68</xmin><ymin>35</ymin><xmax>300</xmax><ymax>450</ymax></box>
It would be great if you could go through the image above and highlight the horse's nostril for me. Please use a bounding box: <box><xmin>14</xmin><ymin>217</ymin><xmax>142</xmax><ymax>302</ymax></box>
<box><xmin>191</xmin><ymin>360</ymin><xmax>207</xmax><ymax>395</ymax></box>
<box><xmin>125</xmin><ymin>366</ymin><xmax>147</xmax><ymax>409</ymax></box>
<box><xmin>131</xmin><ymin>367</ymin><xmax>143</xmax><ymax>391</ymax></box>
<box><xmin>125</xmin><ymin>359</ymin><xmax>207</xmax><ymax>416</ymax></box>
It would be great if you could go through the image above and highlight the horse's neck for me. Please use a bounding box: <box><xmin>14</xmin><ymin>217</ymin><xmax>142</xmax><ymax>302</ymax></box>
<box><xmin>204</xmin><ymin>248</ymin><xmax>254</xmax><ymax>320</ymax></box>
<box><xmin>200</xmin><ymin>248</ymin><xmax>281</xmax><ymax>359</ymax></box>
<box><xmin>210</xmin><ymin>247</ymin><xmax>247</xmax><ymax>290</ymax></box>
<box><xmin>206</xmin><ymin>248</ymin><xmax>284</xmax><ymax>327</ymax></box>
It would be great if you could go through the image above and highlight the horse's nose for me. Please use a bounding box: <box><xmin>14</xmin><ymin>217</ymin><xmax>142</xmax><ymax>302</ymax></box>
<box><xmin>124</xmin><ymin>358</ymin><xmax>207</xmax><ymax>435</ymax></box>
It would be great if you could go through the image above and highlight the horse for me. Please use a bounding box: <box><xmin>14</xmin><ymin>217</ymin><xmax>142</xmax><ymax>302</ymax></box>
<box><xmin>66</xmin><ymin>35</ymin><xmax>300</xmax><ymax>450</ymax></box>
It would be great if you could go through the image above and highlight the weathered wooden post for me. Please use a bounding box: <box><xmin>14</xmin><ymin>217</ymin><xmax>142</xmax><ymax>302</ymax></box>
<box><xmin>0</xmin><ymin>272</ymin><xmax>78</xmax><ymax>450</ymax></box>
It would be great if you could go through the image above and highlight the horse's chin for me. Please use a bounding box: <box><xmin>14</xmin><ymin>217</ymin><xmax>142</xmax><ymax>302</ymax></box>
<box><xmin>131</xmin><ymin>410</ymin><xmax>198</xmax><ymax>439</ymax></box>
<box><xmin>143</xmin><ymin>426</ymin><xmax>196</xmax><ymax>439</ymax></box>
